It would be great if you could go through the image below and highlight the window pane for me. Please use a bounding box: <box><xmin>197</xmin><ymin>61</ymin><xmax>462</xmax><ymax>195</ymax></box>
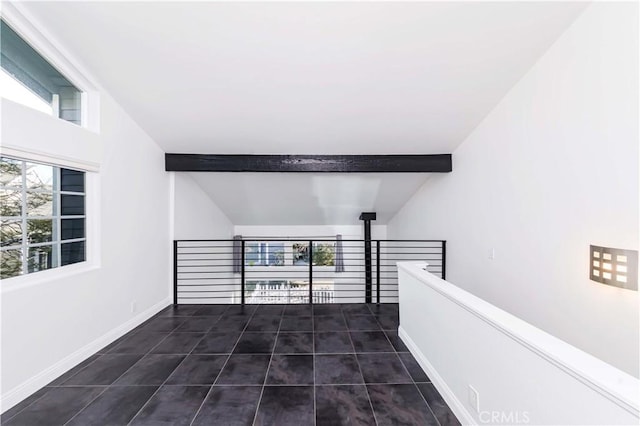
<box><xmin>0</xmin><ymin>157</ymin><xmax>87</xmax><ymax>279</ymax></box>
<box><xmin>293</xmin><ymin>243</ymin><xmax>309</xmax><ymax>265</ymax></box>
<box><xmin>0</xmin><ymin>189</ymin><xmax>22</xmax><ymax>216</ymax></box>
<box><xmin>245</xmin><ymin>243</ymin><xmax>259</xmax><ymax>266</ymax></box>
<box><xmin>269</xmin><ymin>243</ymin><xmax>284</xmax><ymax>266</ymax></box>
<box><xmin>25</xmin><ymin>163</ymin><xmax>53</xmax><ymax>191</ymax></box>
<box><xmin>60</xmin><ymin>194</ymin><xmax>84</xmax><ymax>216</ymax></box>
<box><xmin>1</xmin><ymin>249</ymin><xmax>22</xmax><ymax>278</ymax></box>
<box><xmin>27</xmin><ymin>245</ymin><xmax>53</xmax><ymax>272</ymax></box>
<box><xmin>61</xmin><ymin>218</ymin><xmax>84</xmax><ymax>240</ymax></box>
<box><xmin>1</xmin><ymin>220</ymin><xmax>22</xmax><ymax>246</ymax></box>
<box><xmin>27</xmin><ymin>191</ymin><xmax>54</xmax><ymax>216</ymax></box>
<box><xmin>27</xmin><ymin>219</ymin><xmax>53</xmax><ymax>244</ymax></box>
<box><xmin>0</xmin><ymin>157</ymin><xmax>22</xmax><ymax>187</ymax></box>
<box><xmin>61</xmin><ymin>241</ymin><xmax>84</xmax><ymax>266</ymax></box>
<box><xmin>60</xmin><ymin>169</ymin><xmax>84</xmax><ymax>193</ymax></box>
<box><xmin>313</xmin><ymin>243</ymin><xmax>335</xmax><ymax>266</ymax></box>
<box><xmin>59</xmin><ymin>87</ymin><xmax>82</xmax><ymax>124</ymax></box>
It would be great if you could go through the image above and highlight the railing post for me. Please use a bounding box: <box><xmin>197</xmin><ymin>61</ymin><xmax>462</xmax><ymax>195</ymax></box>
<box><xmin>308</xmin><ymin>240</ymin><xmax>313</xmax><ymax>304</ymax></box>
<box><xmin>376</xmin><ymin>240</ymin><xmax>380</xmax><ymax>304</ymax></box>
<box><xmin>173</xmin><ymin>240</ymin><xmax>178</xmax><ymax>305</ymax></box>
<box><xmin>360</xmin><ymin>212</ymin><xmax>376</xmax><ymax>303</ymax></box>
<box><xmin>442</xmin><ymin>240</ymin><xmax>447</xmax><ymax>280</ymax></box>
<box><xmin>241</xmin><ymin>240</ymin><xmax>246</xmax><ymax>305</ymax></box>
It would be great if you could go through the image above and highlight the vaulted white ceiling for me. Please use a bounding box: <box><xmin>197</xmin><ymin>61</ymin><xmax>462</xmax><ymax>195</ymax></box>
<box><xmin>18</xmin><ymin>1</ymin><xmax>588</xmax><ymax>225</ymax></box>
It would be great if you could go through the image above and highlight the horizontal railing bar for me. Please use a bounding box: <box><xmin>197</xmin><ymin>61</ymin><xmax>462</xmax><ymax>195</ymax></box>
<box><xmin>380</xmin><ymin>264</ymin><xmax>441</xmax><ymax>267</ymax></box>
<box><xmin>189</xmin><ymin>239</ymin><xmax>350</xmax><ymax>242</ymax></box>
<box><xmin>177</xmin><ymin>297</ymin><xmax>234</xmax><ymax>300</ymax></box>
<box><xmin>177</xmin><ymin>287</ymin><xmax>390</xmax><ymax>290</ymax></box>
<box><xmin>177</xmin><ymin>266</ymin><xmax>368</xmax><ymax>268</ymax></box>
<box><xmin>380</xmin><ymin>252</ymin><xmax>442</xmax><ymax>255</ymax></box>
<box><xmin>174</xmin><ymin>237</ymin><xmax>444</xmax><ymax>305</ymax></box>
<box><xmin>177</xmin><ymin>239</ymin><xmax>364</xmax><ymax>243</ymax></box>
<box><xmin>177</xmin><ymin>255</ymin><xmax>384</xmax><ymax>258</ymax></box>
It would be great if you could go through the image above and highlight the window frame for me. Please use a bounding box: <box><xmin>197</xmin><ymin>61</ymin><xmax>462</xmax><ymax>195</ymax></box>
<box><xmin>1</xmin><ymin>157</ymin><xmax>87</xmax><ymax>280</ymax></box>
<box><xmin>0</xmin><ymin>4</ymin><xmax>100</xmax><ymax>131</ymax></box>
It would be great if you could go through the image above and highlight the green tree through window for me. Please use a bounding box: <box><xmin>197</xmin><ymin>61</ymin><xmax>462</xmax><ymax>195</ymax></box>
<box><xmin>292</xmin><ymin>242</ymin><xmax>335</xmax><ymax>266</ymax></box>
<box><xmin>1</xmin><ymin>157</ymin><xmax>86</xmax><ymax>279</ymax></box>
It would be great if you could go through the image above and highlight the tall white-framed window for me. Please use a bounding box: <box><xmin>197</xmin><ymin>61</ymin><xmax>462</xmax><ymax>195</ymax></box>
<box><xmin>0</xmin><ymin>156</ymin><xmax>86</xmax><ymax>279</ymax></box>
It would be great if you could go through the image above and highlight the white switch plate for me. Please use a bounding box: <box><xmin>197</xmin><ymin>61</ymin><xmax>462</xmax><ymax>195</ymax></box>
<box><xmin>488</xmin><ymin>248</ymin><xmax>495</xmax><ymax>260</ymax></box>
<box><xmin>131</xmin><ymin>301</ymin><xmax>137</xmax><ymax>313</ymax></box>
<box><xmin>468</xmin><ymin>385</ymin><xmax>480</xmax><ymax>413</ymax></box>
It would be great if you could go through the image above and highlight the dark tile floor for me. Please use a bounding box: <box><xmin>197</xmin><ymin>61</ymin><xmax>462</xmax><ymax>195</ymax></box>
<box><xmin>1</xmin><ymin>303</ymin><xmax>460</xmax><ymax>426</ymax></box>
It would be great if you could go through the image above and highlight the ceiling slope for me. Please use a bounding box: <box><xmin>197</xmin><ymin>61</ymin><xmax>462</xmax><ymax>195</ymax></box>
<box><xmin>16</xmin><ymin>2</ymin><xmax>589</xmax><ymax>225</ymax></box>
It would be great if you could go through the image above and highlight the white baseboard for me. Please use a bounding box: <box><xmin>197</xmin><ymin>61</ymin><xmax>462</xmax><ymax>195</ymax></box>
<box><xmin>1</xmin><ymin>297</ymin><xmax>172</xmax><ymax>413</ymax></box>
<box><xmin>399</xmin><ymin>325</ymin><xmax>476</xmax><ymax>426</ymax></box>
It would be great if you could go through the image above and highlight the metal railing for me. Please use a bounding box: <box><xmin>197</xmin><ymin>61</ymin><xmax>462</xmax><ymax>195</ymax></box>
<box><xmin>174</xmin><ymin>238</ymin><xmax>445</xmax><ymax>305</ymax></box>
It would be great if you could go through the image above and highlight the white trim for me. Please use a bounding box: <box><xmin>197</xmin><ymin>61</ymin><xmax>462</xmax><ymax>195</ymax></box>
<box><xmin>85</xmin><ymin>170</ymin><xmax>101</xmax><ymax>270</ymax></box>
<box><xmin>0</xmin><ymin>297</ymin><xmax>171</xmax><ymax>413</ymax></box>
<box><xmin>0</xmin><ymin>262</ymin><xmax>97</xmax><ymax>294</ymax></box>
<box><xmin>399</xmin><ymin>325</ymin><xmax>475</xmax><ymax>426</ymax></box>
<box><xmin>0</xmin><ymin>2</ymin><xmax>101</xmax><ymax>132</ymax></box>
<box><xmin>0</xmin><ymin>146</ymin><xmax>100</xmax><ymax>173</ymax></box>
<box><xmin>398</xmin><ymin>262</ymin><xmax>640</xmax><ymax>417</ymax></box>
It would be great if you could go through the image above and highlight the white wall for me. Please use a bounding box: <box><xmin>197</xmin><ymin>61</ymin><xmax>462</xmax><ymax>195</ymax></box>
<box><xmin>1</xmin><ymin>94</ymin><xmax>172</xmax><ymax>409</ymax></box>
<box><xmin>173</xmin><ymin>173</ymin><xmax>233</xmax><ymax>240</ymax></box>
<box><xmin>388</xmin><ymin>3</ymin><xmax>639</xmax><ymax>377</ymax></box>
<box><xmin>398</xmin><ymin>263</ymin><xmax>639</xmax><ymax>425</ymax></box>
<box><xmin>171</xmin><ymin>174</ymin><xmax>235</xmax><ymax>304</ymax></box>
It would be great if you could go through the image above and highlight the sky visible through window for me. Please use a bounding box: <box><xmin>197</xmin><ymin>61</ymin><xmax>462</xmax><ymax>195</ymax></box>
<box><xmin>0</xmin><ymin>68</ymin><xmax>53</xmax><ymax>114</ymax></box>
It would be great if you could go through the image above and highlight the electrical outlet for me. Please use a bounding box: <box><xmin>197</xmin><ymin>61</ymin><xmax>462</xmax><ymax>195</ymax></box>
<box><xmin>468</xmin><ymin>385</ymin><xmax>480</xmax><ymax>413</ymax></box>
<box><xmin>130</xmin><ymin>301</ymin><xmax>137</xmax><ymax>313</ymax></box>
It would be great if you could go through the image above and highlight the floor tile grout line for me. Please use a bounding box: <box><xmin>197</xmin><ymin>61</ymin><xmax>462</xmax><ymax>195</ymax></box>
<box><xmin>56</xmin><ymin>317</ymin><xmax>189</xmax><ymax>425</ymax></box>
<box><xmin>375</xmin><ymin>304</ymin><xmax>443</xmax><ymax>426</ymax></box>
<box><xmin>49</xmin><ymin>354</ymin><xmax>103</xmax><ymax>387</ymax></box>
<box><xmin>2</xmin><ymin>378</ymin><xmax>100</xmax><ymax>426</ymax></box>
<box><xmin>120</xmin><ymin>306</ymin><xmax>235</xmax><ymax>425</ymax></box>
<box><xmin>7</xmin><ymin>304</ymin><xmax>428</xmax><ymax>426</ymax></box>
<box><xmin>413</xmin><ymin>381</ymin><xmax>444</xmax><ymax>426</ymax></box>
<box><xmin>106</xmin><ymin>317</ymin><xmax>184</xmax><ymax>358</ymax></box>
<box><xmin>250</xmin><ymin>305</ymin><xmax>283</xmax><ymax>426</ymax></box>
<box><xmin>125</xmin><ymin>306</ymin><xmax>235</xmax><ymax>425</ymax></box>
<box><xmin>345</xmin><ymin>307</ymin><xmax>380</xmax><ymax>426</ymax></box>
<box><xmin>104</xmin><ymin>323</ymin><xmax>177</xmax><ymax>381</ymax></box>
<box><xmin>125</xmin><ymin>324</ymin><xmax>206</xmax><ymax>426</ymax></box>
<box><xmin>190</xmin><ymin>304</ymin><xmax>259</xmax><ymax>426</ymax></box>
<box><xmin>60</xmin><ymin>384</ymin><xmax>111</xmax><ymax>425</ymax></box>
<box><xmin>1</xmin><ymin>381</ymin><xmax>60</xmax><ymax>423</ymax></box>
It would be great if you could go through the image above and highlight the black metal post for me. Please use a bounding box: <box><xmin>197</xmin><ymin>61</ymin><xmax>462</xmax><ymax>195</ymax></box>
<box><xmin>442</xmin><ymin>240</ymin><xmax>447</xmax><ymax>280</ymax></box>
<box><xmin>376</xmin><ymin>240</ymin><xmax>381</xmax><ymax>304</ymax></box>
<box><xmin>359</xmin><ymin>212</ymin><xmax>376</xmax><ymax>303</ymax></box>
<box><xmin>241</xmin><ymin>240</ymin><xmax>246</xmax><ymax>305</ymax></box>
<box><xmin>308</xmin><ymin>240</ymin><xmax>313</xmax><ymax>304</ymax></box>
<box><xmin>173</xmin><ymin>240</ymin><xmax>178</xmax><ymax>305</ymax></box>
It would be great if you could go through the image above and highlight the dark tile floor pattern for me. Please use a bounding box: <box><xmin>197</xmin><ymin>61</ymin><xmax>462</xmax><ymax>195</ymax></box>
<box><xmin>1</xmin><ymin>304</ymin><xmax>460</xmax><ymax>426</ymax></box>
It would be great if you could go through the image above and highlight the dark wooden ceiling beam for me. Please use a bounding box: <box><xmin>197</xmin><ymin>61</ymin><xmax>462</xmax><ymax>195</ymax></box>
<box><xmin>165</xmin><ymin>154</ymin><xmax>452</xmax><ymax>173</ymax></box>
